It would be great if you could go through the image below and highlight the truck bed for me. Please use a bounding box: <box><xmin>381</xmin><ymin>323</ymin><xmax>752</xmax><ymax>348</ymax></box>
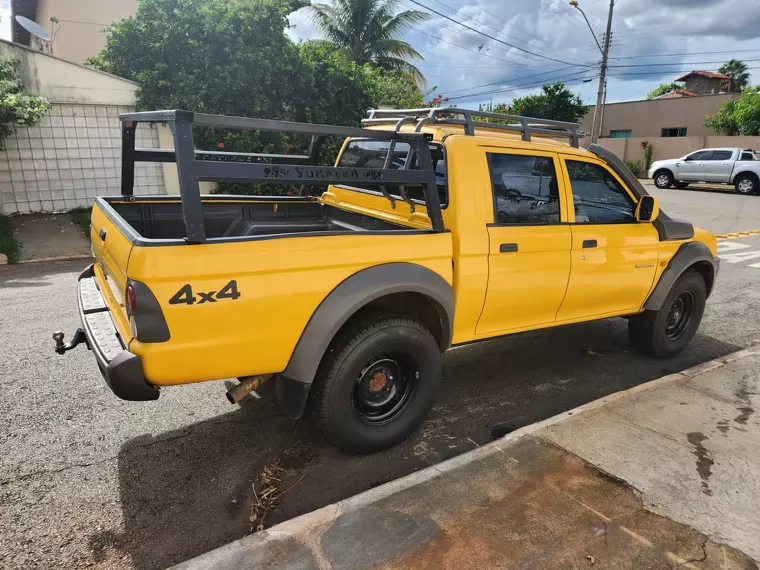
<box><xmin>101</xmin><ymin>195</ymin><xmax>412</xmax><ymax>242</ymax></box>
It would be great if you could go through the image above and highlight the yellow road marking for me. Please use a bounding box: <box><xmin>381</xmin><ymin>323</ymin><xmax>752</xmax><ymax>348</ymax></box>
<box><xmin>715</xmin><ymin>228</ymin><xmax>760</xmax><ymax>239</ymax></box>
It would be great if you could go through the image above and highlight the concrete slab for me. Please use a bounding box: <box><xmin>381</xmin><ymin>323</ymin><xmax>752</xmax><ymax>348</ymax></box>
<box><xmin>11</xmin><ymin>213</ymin><xmax>91</xmax><ymax>262</ymax></box>
<box><xmin>540</xmin><ymin>352</ymin><xmax>760</xmax><ymax>562</ymax></box>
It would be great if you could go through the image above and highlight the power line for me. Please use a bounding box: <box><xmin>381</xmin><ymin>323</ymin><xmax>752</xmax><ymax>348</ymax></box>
<box><xmin>607</xmin><ymin>65</ymin><xmax>760</xmax><ymax>78</ymax></box>
<box><xmin>443</xmin><ymin>65</ymin><xmax>583</xmax><ymax>96</ymax></box>
<box><xmin>539</xmin><ymin>0</ymin><xmax>590</xmax><ymax>31</ymax></box>
<box><xmin>608</xmin><ymin>59</ymin><xmax>760</xmax><ymax>69</ymax></box>
<box><xmin>405</xmin><ymin>0</ymin><xmax>592</xmax><ymax>67</ymax></box>
<box><xmin>419</xmin><ymin>0</ymin><xmax>571</xmax><ymax>62</ymax></box>
<box><xmin>448</xmin><ymin>70</ymin><xmax>595</xmax><ymax>100</ymax></box>
<box><xmin>611</xmin><ymin>48</ymin><xmax>760</xmax><ymax>60</ymax></box>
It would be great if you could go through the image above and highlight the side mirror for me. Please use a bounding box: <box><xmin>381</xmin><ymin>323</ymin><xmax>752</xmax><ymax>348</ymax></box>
<box><xmin>636</xmin><ymin>195</ymin><xmax>659</xmax><ymax>222</ymax></box>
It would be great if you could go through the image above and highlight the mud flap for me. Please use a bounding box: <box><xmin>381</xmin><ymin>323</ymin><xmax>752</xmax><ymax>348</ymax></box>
<box><xmin>275</xmin><ymin>375</ymin><xmax>312</xmax><ymax>420</ymax></box>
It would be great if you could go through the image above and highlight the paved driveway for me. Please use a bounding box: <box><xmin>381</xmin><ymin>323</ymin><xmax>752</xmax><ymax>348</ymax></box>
<box><xmin>2</xmin><ymin>190</ymin><xmax>760</xmax><ymax>569</ymax></box>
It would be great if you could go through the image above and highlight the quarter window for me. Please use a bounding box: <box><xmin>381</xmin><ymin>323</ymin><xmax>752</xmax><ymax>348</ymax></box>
<box><xmin>565</xmin><ymin>161</ymin><xmax>636</xmax><ymax>224</ymax></box>
<box><xmin>487</xmin><ymin>153</ymin><xmax>561</xmax><ymax>225</ymax></box>
<box><xmin>337</xmin><ymin>140</ymin><xmax>447</xmax><ymax>207</ymax></box>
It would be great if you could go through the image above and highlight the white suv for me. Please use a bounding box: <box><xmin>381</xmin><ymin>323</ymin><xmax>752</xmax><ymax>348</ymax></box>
<box><xmin>648</xmin><ymin>148</ymin><xmax>760</xmax><ymax>195</ymax></box>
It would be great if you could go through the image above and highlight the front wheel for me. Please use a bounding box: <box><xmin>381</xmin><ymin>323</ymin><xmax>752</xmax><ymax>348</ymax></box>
<box><xmin>735</xmin><ymin>173</ymin><xmax>758</xmax><ymax>195</ymax></box>
<box><xmin>628</xmin><ymin>270</ymin><xmax>706</xmax><ymax>358</ymax></box>
<box><xmin>313</xmin><ymin>317</ymin><xmax>441</xmax><ymax>453</ymax></box>
<box><xmin>654</xmin><ymin>170</ymin><xmax>673</xmax><ymax>189</ymax></box>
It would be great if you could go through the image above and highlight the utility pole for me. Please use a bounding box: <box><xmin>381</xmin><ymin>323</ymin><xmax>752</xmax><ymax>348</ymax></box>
<box><xmin>570</xmin><ymin>0</ymin><xmax>615</xmax><ymax>143</ymax></box>
<box><xmin>592</xmin><ymin>0</ymin><xmax>614</xmax><ymax>143</ymax></box>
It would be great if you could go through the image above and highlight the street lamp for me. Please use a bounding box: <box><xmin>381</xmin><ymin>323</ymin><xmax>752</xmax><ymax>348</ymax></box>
<box><xmin>569</xmin><ymin>0</ymin><xmax>615</xmax><ymax>144</ymax></box>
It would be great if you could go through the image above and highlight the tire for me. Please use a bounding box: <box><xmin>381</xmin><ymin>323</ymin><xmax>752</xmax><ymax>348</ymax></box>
<box><xmin>313</xmin><ymin>317</ymin><xmax>441</xmax><ymax>453</ymax></box>
<box><xmin>653</xmin><ymin>170</ymin><xmax>673</xmax><ymax>189</ymax></box>
<box><xmin>734</xmin><ymin>173</ymin><xmax>758</xmax><ymax>195</ymax></box>
<box><xmin>674</xmin><ymin>181</ymin><xmax>689</xmax><ymax>189</ymax></box>
<box><xmin>628</xmin><ymin>270</ymin><xmax>707</xmax><ymax>358</ymax></box>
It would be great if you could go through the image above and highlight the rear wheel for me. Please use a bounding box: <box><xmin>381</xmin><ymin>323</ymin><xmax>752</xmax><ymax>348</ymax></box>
<box><xmin>654</xmin><ymin>170</ymin><xmax>673</xmax><ymax>189</ymax></box>
<box><xmin>734</xmin><ymin>173</ymin><xmax>758</xmax><ymax>195</ymax></box>
<box><xmin>628</xmin><ymin>270</ymin><xmax>706</xmax><ymax>358</ymax></box>
<box><xmin>313</xmin><ymin>317</ymin><xmax>441</xmax><ymax>453</ymax></box>
<box><xmin>674</xmin><ymin>181</ymin><xmax>689</xmax><ymax>189</ymax></box>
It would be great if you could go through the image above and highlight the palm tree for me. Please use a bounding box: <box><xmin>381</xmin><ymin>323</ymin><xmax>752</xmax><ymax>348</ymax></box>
<box><xmin>310</xmin><ymin>0</ymin><xmax>430</xmax><ymax>85</ymax></box>
<box><xmin>719</xmin><ymin>59</ymin><xmax>750</xmax><ymax>93</ymax></box>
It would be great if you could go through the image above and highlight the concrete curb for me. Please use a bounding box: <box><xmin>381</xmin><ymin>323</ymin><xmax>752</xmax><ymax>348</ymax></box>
<box><xmin>16</xmin><ymin>254</ymin><xmax>93</xmax><ymax>265</ymax></box>
<box><xmin>173</xmin><ymin>345</ymin><xmax>760</xmax><ymax>570</ymax></box>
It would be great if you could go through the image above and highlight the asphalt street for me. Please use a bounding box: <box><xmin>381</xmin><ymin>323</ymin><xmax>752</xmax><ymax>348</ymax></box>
<box><xmin>2</xmin><ymin>185</ymin><xmax>760</xmax><ymax>570</ymax></box>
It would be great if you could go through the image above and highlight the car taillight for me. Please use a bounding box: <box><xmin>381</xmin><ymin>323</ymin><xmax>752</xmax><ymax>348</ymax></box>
<box><xmin>127</xmin><ymin>284</ymin><xmax>136</xmax><ymax>313</ymax></box>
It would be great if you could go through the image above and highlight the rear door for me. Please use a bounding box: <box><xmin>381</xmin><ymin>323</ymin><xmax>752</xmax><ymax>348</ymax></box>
<box><xmin>556</xmin><ymin>156</ymin><xmax>659</xmax><ymax>321</ymax></box>
<box><xmin>704</xmin><ymin>149</ymin><xmax>735</xmax><ymax>183</ymax></box>
<box><xmin>90</xmin><ymin>201</ymin><xmax>134</xmax><ymax>339</ymax></box>
<box><xmin>674</xmin><ymin>150</ymin><xmax>711</xmax><ymax>181</ymax></box>
<box><xmin>476</xmin><ymin>148</ymin><xmax>572</xmax><ymax>335</ymax></box>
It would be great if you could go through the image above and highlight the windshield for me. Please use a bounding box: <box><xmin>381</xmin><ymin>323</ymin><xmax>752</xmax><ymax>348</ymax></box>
<box><xmin>337</xmin><ymin>139</ymin><xmax>447</xmax><ymax>207</ymax></box>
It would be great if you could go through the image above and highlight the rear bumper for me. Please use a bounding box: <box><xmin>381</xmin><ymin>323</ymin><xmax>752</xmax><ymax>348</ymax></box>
<box><xmin>74</xmin><ymin>264</ymin><xmax>159</xmax><ymax>401</ymax></box>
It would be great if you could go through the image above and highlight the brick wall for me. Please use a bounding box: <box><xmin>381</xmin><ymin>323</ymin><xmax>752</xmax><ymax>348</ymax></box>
<box><xmin>683</xmin><ymin>76</ymin><xmax>725</xmax><ymax>96</ymax></box>
<box><xmin>0</xmin><ymin>104</ymin><xmax>164</xmax><ymax>214</ymax></box>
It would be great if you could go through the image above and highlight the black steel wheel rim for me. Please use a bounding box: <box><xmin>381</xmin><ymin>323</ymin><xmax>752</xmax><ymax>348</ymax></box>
<box><xmin>665</xmin><ymin>292</ymin><xmax>695</xmax><ymax>340</ymax></box>
<box><xmin>353</xmin><ymin>356</ymin><xmax>418</xmax><ymax>425</ymax></box>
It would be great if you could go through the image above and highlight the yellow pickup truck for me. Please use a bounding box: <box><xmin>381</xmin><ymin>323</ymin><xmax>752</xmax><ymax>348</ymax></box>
<box><xmin>54</xmin><ymin>108</ymin><xmax>719</xmax><ymax>452</ymax></box>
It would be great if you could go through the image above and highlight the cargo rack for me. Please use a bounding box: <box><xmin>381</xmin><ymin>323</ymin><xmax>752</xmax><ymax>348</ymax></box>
<box><xmin>119</xmin><ymin>109</ymin><xmax>444</xmax><ymax>243</ymax></box>
<box><xmin>363</xmin><ymin>107</ymin><xmax>582</xmax><ymax>148</ymax></box>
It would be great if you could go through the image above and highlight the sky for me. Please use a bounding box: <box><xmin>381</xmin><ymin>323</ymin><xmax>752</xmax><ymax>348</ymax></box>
<box><xmin>2</xmin><ymin>0</ymin><xmax>759</xmax><ymax>110</ymax></box>
<box><xmin>287</xmin><ymin>0</ymin><xmax>760</xmax><ymax>109</ymax></box>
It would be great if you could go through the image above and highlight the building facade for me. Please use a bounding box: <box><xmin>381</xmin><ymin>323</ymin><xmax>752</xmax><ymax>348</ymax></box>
<box><xmin>581</xmin><ymin>93</ymin><xmax>738</xmax><ymax>140</ymax></box>
<box><xmin>676</xmin><ymin>71</ymin><xmax>730</xmax><ymax>96</ymax></box>
<box><xmin>12</xmin><ymin>0</ymin><xmax>138</xmax><ymax>64</ymax></box>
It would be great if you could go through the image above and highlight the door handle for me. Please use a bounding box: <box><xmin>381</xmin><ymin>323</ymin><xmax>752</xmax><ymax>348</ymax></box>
<box><xmin>99</xmin><ymin>228</ymin><xmax>107</xmax><ymax>241</ymax></box>
<box><xmin>675</xmin><ymin>163</ymin><xmax>681</xmax><ymax>166</ymax></box>
<box><xmin>582</xmin><ymin>239</ymin><xmax>597</xmax><ymax>248</ymax></box>
<box><xmin>500</xmin><ymin>243</ymin><xmax>518</xmax><ymax>253</ymax></box>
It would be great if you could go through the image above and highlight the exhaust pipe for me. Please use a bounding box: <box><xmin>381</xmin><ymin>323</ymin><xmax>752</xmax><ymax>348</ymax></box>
<box><xmin>226</xmin><ymin>374</ymin><xmax>273</xmax><ymax>404</ymax></box>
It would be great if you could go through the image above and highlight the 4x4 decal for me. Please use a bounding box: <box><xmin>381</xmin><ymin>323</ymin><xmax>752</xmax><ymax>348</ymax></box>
<box><xmin>169</xmin><ymin>280</ymin><xmax>241</xmax><ymax>305</ymax></box>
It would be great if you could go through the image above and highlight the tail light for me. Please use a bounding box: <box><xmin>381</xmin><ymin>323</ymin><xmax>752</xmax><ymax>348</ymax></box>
<box><xmin>126</xmin><ymin>284</ymin><xmax>137</xmax><ymax>313</ymax></box>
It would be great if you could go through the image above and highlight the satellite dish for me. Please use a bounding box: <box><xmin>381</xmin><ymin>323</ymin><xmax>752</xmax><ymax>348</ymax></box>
<box><xmin>15</xmin><ymin>15</ymin><xmax>53</xmax><ymax>42</ymax></box>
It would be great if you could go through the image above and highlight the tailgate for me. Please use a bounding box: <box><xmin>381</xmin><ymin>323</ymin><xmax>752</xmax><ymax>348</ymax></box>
<box><xmin>89</xmin><ymin>202</ymin><xmax>134</xmax><ymax>344</ymax></box>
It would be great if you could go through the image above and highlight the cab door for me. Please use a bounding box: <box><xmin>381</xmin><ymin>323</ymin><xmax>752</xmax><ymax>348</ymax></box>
<box><xmin>703</xmin><ymin>149</ymin><xmax>735</xmax><ymax>183</ymax></box>
<box><xmin>476</xmin><ymin>149</ymin><xmax>572</xmax><ymax>335</ymax></box>
<box><xmin>556</xmin><ymin>156</ymin><xmax>659</xmax><ymax>322</ymax></box>
<box><xmin>674</xmin><ymin>150</ymin><xmax>710</xmax><ymax>181</ymax></box>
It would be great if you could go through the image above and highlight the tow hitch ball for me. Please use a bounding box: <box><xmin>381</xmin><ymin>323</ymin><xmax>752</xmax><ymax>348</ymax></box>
<box><xmin>53</xmin><ymin>329</ymin><xmax>89</xmax><ymax>355</ymax></box>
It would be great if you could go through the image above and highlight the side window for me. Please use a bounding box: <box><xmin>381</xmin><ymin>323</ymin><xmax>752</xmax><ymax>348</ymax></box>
<box><xmin>565</xmin><ymin>160</ymin><xmax>636</xmax><ymax>224</ymax></box>
<box><xmin>487</xmin><ymin>153</ymin><xmax>561</xmax><ymax>225</ymax></box>
<box><xmin>740</xmin><ymin>152</ymin><xmax>755</xmax><ymax>161</ymax></box>
<box><xmin>337</xmin><ymin>140</ymin><xmax>448</xmax><ymax>207</ymax></box>
<box><xmin>709</xmin><ymin>150</ymin><xmax>733</xmax><ymax>160</ymax></box>
<box><xmin>687</xmin><ymin>151</ymin><xmax>712</xmax><ymax>161</ymax></box>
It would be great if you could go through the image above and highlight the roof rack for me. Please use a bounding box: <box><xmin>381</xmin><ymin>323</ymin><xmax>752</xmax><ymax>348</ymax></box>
<box><xmin>120</xmin><ymin>110</ymin><xmax>444</xmax><ymax>242</ymax></box>
<box><xmin>363</xmin><ymin>107</ymin><xmax>582</xmax><ymax>148</ymax></box>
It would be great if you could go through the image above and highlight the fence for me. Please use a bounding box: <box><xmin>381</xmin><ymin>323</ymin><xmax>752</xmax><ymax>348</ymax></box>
<box><xmin>586</xmin><ymin>135</ymin><xmax>760</xmax><ymax>176</ymax></box>
<box><xmin>0</xmin><ymin>104</ymin><xmax>164</xmax><ymax>214</ymax></box>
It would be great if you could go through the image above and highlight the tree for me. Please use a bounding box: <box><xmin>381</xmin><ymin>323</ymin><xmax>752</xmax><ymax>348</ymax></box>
<box><xmin>310</xmin><ymin>0</ymin><xmax>430</xmax><ymax>85</ymax></box>
<box><xmin>646</xmin><ymin>82</ymin><xmax>685</xmax><ymax>100</ymax></box>
<box><xmin>0</xmin><ymin>56</ymin><xmax>50</xmax><ymax>151</ymax></box>
<box><xmin>719</xmin><ymin>59</ymin><xmax>750</xmax><ymax>93</ymax></box>
<box><xmin>479</xmin><ymin>82</ymin><xmax>588</xmax><ymax>123</ymax></box>
<box><xmin>704</xmin><ymin>87</ymin><xmax>760</xmax><ymax>135</ymax></box>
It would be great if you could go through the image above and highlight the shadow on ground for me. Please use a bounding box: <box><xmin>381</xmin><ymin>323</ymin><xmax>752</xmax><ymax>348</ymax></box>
<box><xmin>99</xmin><ymin>319</ymin><xmax>741</xmax><ymax>569</ymax></box>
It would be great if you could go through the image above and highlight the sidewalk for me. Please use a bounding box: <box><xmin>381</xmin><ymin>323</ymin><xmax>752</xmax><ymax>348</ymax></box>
<box><xmin>173</xmin><ymin>348</ymin><xmax>760</xmax><ymax>570</ymax></box>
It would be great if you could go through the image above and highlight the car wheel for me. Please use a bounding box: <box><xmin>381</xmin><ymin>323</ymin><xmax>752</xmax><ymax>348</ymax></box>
<box><xmin>653</xmin><ymin>170</ymin><xmax>673</xmax><ymax>189</ymax></box>
<box><xmin>628</xmin><ymin>270</ymin><xmax>706</xmax><ymax>358</ymax></box>
<box><xmin>674</xmin><ymin>182</ymin><xmax>689</xmax><ymax>189</ymax></box>
<box><xmin>313</xmin><ymin>317</ymin><xmax>441</xmax><ymax>453</ymax></box>
<box><xmin>734</xmin><ymin>173</ymin><xmax>758</xmax><ymax>195</ymax></box>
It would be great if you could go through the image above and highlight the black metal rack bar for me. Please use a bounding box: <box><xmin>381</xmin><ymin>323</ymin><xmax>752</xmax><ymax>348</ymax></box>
<box><xmin>363</xmin><ymin>107</ymin><xmax>582</xmax><ymax>148</ymax></box>
<box><xmin>120</xmin><ymin>110</ymin><xmax>443</xmax><ymax>243</ymax></box>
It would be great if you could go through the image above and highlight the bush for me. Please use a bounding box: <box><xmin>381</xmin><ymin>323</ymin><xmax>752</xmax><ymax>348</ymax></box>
<box><xmin>0</xmin><ymin>56</ymin><xmax>51</xmax><ymax>151</ymax></box>
<box><xmin>625</xmin><ymin>160</ymin><xmax>641</xmax><ymax>175</ymax></box>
